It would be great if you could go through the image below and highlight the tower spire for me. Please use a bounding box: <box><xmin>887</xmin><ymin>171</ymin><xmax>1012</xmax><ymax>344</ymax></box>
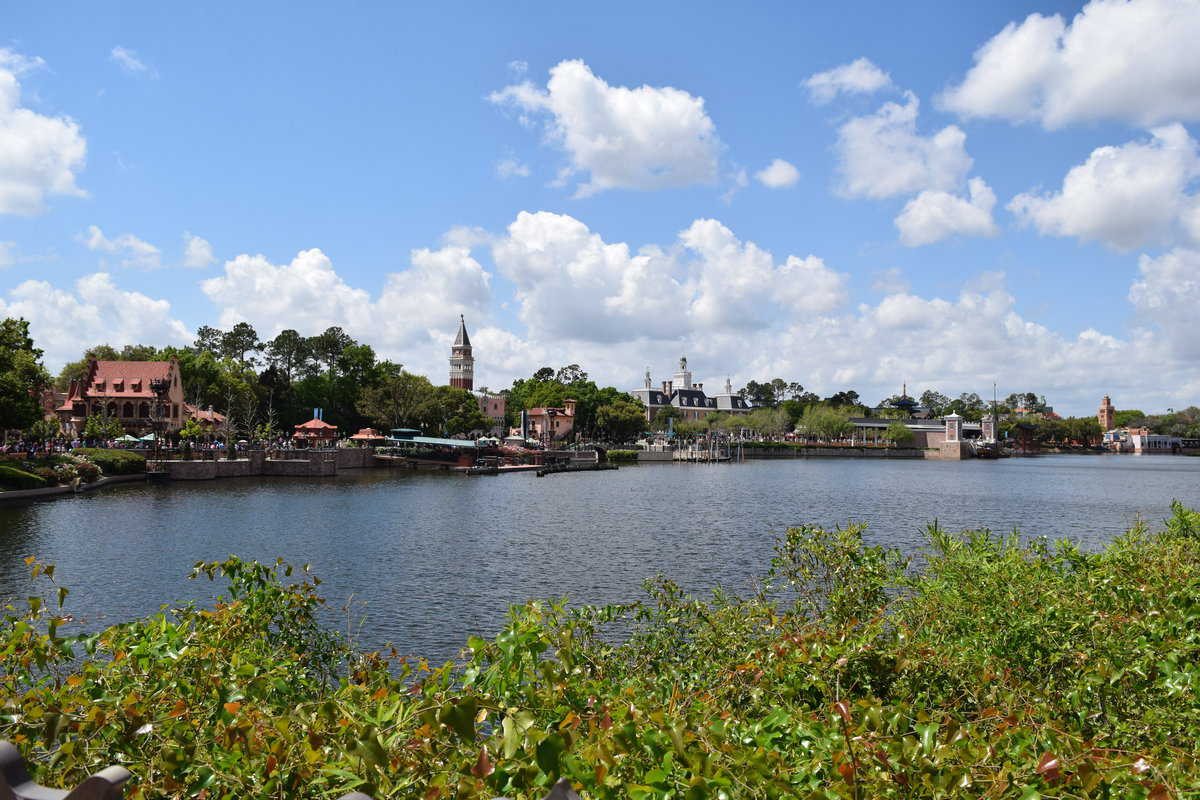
<box><xmin>449</xmin><ymin>315</ymin><xmax>474</xmax><ymax>390</ymax></box>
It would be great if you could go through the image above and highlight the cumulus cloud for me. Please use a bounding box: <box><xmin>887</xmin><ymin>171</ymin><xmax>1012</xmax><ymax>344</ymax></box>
<box><xmin>0</xmin><ymin>273</ymin><xmax>191</xmax><ymax>368</ymax></box>
<box><xmin>489</xmin><ymin>59</ymin><xmax>720</xmax><ymax>196</ymax></box>
<box><xmin>490</xmin><ymin>211</ymin><xmax>847</xmax><ymax>346</ymax></box>
<box><xmin>754</xmin><ymin>158</ymin><xmax>800</xmax><ymax>189</ymax></box>
<box><xmin>835</xmin><ymin>92</ymin><xmax>972</xmax><ymax>199</ymax></box>
<box><xmin>941</xmin><ymin>0</ymin><xmax>1200</xmax><ymax>128</ymax></box>
<box><xmin>804</xmin><ymin>57</ymin><xmax>893</xmax><ymax>104</ymax></box>
<box><xmin>1129</xmin><ymin>248</ymin><xmax>1200</xmax><ymax>358</ymax></box>
<box><xmin>895</xmin><ymin>177</ymin><xmax>999</xmax><ymax>246</ymax></box>
<box><xmin>83</xmin><ymin>225</ymin><xmax>162</xmax><ymax>269</ymax></box>
<box><xmin>182</xmin><ymin>232</ymin><xmax>215</xmax><ymax>268</ymax></box>
<box><xmin>199</xmin><ymin>245</ymin><xmax>492</xmax><ymax>376</ymax></box>
<box><xmin>0</xmin><ymin>48</ymin><xmax>87</xmax><ymax>215</ymax></box>
<box><xmin>495</xmin><ymin>158</ymin><xmax>530</xmax><ymax>179</ymax></box>
<box><xmin>1009</xmin><ymin>125</ymin><xmax>1200</xmax><ymax>250</ymax></box>
<box><xmin>110</xmin><ymin>46</ymin><xmax>153</xmax><ymax>76</ymax></box>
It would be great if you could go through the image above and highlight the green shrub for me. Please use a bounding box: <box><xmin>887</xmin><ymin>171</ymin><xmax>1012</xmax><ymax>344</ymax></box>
<box><xmin>75</xmin><ymin>461</ymin><xmax>101</xmax><ymax>483</ymax></box>
<box><xmin>5</xmin><ymin>507</ymin><xmax>1200</xmax><ymax>797</ymax></box>
<box><xmin>32</xmin><ymin>466</ymin><xmax>58</xmax><ymax>484</ymax></box>
<box><xmin>0</xmin><ymin>464</ymin><xmax>48</xmax><ymax>490</ymax></box>
<box><xmin>607</xmin><ymin>449</ymin><xmax>638</xmax><ymax>461</ymax></box>
<box><xmin>72</xmin><ymin>447</ymin><xmax>146</xmax><ymax>475</ymax></box>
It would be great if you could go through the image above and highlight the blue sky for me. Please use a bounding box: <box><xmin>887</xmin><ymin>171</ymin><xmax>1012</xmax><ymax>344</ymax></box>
<box><xmin>2</xmin><ymin>0</ymin><xmax>1198</xmax><ymax>415</ymax></box>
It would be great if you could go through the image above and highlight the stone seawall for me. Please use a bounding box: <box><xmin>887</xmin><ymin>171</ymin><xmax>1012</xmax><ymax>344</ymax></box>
<box><xmin>156</xmin><ymin>450</ymin><xmax>343</xmax><ymax>480</ymax></box>
<box><xmin>742</xmin><ymin>446</ymin><xmax>925</xmax><ymax>459</ymax></box>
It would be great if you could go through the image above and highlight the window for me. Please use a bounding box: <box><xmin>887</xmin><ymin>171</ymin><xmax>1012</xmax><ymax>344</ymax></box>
<box><xmin>139</xmin><ymin>402</ymin><xmax>150</xmax><ymax>418</ymax></box>
<box><xmin>123</xmin><ymin>402</ymin><xmax>134</xmax><ymax>417</ymax></box>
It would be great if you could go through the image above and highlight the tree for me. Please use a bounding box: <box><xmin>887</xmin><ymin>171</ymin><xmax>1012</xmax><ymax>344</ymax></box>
<box><xmin>220</xmin><ymin>322</ymin><xmax>262</xmax><ymax>368</ymax></box>
<box><xmin>357</xmin><ymin>371</ymin><xmax>436</xmax><ymax>431</ymax></box>
<box><xmin>417</xmin><ymin>386</ymin><xmax>488</xmax><ymax>436</ymax></box>
<box><xmin>739</xmin><ymin>380</ymin><xmax>777</xmax><ymax>408</ymax></box>
<box><xmin>650</xmin><ymin>404</ymin><xmax>681</xmax><ymax>432</ymax></box>
<box><xmin>595</xmin><ymin>398</ymin><xmax>646</xmax><ymax>443</ymax></box>
<box><xmin>555</xmin><ymin>364</ymin><xmax>588</xmax><ymax>384</ymax></box>
<box><xmin>823</xmin><ymin>390</ymin><xmax>860</xmax><ymax>408</ymax></box>
<box><xmin>1113</xmin><ymin>409</ymin><xmax>1145</xmax><ymax>428</ymax></box>
<box><xmin>27</xmin><ymin>417</ymin><xmax>61</xmax><ymax>444</ymax></box>
<box><xmin>178</xmin><ymin>417</ymin><xmax>205</xmax><ymax>441</ymax></box>
<box><xmin>531</xmin><ymin>367</ymin><xmax>556</xmax><ymax>383</ymax></box>
<box><xmin>266</xmin><ymin>329</ymin><xmax>311</xmax><ymax>384</ymax></box>
<box><xmin>796</xmin><ymin>406</ymin><xmax>852</xmax><ymax>441</ymax></box>
<box><xmin>194</xmin><ymin>325</ymin><xmax>224</xmax><ymax>353</ymax></box>
<box><xmin>0</xmin><ymin>318</ymin><xmax>50</xmax><ymax>433</ymax></box>
<box><xmin>883</xmin><ymin>420</ymin><xmax>915</xmax><ymax>446</ymax></box>
<box><xmin>82</xmin><ymin>412</ymin><xmax>123</xmax><ymax>441</ymax></box>
<box><xmin>919</xmin><ymin>390</ymin><xmax>950</xmax><ymax>417</ymax></box>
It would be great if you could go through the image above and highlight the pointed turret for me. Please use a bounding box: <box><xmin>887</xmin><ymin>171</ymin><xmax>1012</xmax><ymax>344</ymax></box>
<box><xmin>449</xmin><ymin>315</ymin><xmax>475</xmax><ymax>390</ymax></box>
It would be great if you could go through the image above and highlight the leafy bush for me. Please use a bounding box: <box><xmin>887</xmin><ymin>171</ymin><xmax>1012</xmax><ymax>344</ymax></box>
<box><xmin>72</xmin><ymin>447</ymin><xmax>146</xmax><ymax>475</ymax></box>
<box><xmin>75</xmin><ymin>461</ymin><xmax>101</xmax><ymax>483</ymax></box>
<box><xmin>32</xmin><ymin>466</ymin><xmax>59</xmax><ymax>484</ymax></box>
<box><xmin>606</xmin><ymin>449</ymin><xmax>637</xmax><ymax>461</ymax></box>
<box><xmin>5</xmin><ymin>507</ymin><xmax>1200</xmax><ymax>797</ymax></box>
<box><xmin>53</xmin><ymin>463</ymin><xmax>77</xmax><ymax>484</ymax></box>
<box><xmin>0</xmin><ymin>464</ymin><xmax>48</xmax><ymax>490</ymax></box>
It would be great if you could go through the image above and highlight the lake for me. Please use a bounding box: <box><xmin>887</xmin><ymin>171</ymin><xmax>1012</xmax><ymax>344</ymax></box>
<box><xmin>1</xmin><ymin>454</ymin><xmax>1197</xmax><ymax>662</ymax></box>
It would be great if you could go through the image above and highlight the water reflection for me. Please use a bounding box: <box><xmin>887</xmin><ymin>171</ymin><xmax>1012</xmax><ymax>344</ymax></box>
<box><xmin>1</xmin><ymin>455</ymin><xmax>1196</xmax><ymax>662</ymax></box>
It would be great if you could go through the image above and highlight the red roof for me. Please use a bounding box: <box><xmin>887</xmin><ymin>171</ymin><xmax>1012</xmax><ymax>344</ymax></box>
<box><xmin>88</xmin><ymin>361</ymin><xmax>174</xmax><ymax>398</ymax></box>
<box><xmin>295</xmin><ymin>418</ymin><xmax>337</xmax><ymax>430</ymax></box>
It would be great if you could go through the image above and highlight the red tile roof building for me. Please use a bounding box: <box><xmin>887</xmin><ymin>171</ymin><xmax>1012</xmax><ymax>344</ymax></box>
<box><xmin>56</xmin><ymin>359</ymin><xmax>187</xmax><ymax>435</ymax></box>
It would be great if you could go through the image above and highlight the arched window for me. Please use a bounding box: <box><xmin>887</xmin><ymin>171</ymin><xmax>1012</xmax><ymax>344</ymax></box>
<box><xmin>139</xmin><ymin>402</ymin><xmax>150</xmax><ymax>418</ymax></box>
<box><xmin>106</xmin><ymin>402</ymin><xmax>117</xmax><ymax>417</ymax></box>
<box><xmin>123</xmin><ymin>402</ymin><xmax>134</xmax><ymax>418</ymax></box>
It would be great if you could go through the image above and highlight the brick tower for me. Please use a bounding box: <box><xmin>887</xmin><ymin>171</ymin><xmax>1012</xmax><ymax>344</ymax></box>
<box><xmin>449</xmin><ymin>315</ymin><xmax>474</xmax><ymax>390</ymax></box>
<box><xmin>1098</xmin><ymin>395</ymin><xmax>1115</xmax><ymax>431</ymax></box>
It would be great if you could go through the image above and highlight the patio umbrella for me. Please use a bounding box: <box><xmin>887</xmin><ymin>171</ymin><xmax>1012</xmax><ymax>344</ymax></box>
<box><xmin>138</xmin><ymin>433</ymin><xmax>158</xmax><ymax>442</ymax></box>
<box><xmin>116</xmin><ymin>434</ymin><xmax>139</xmax><ymax>443</ymax></box>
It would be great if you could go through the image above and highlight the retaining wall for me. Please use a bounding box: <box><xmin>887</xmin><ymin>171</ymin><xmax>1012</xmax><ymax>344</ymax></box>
<box><xmin>742</xmin><ymin>446</ymin><xmax>925</xmax><ymax>459</ymax></box>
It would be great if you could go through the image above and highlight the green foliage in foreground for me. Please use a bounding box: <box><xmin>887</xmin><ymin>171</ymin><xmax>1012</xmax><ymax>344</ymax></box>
<box><xmin>606</xmin><ymin>450</ymin><xmax>638</xmax><ymax>461</ymax></box>
<box><xmin>5</xmin><ymin>507</ymin><xmax>1200</xmax><ymax>798</ymax></box>
<box><xmin>71</xmin><ymin>448</ymin><xmax>146</xmax><ymax>475</ymax></box>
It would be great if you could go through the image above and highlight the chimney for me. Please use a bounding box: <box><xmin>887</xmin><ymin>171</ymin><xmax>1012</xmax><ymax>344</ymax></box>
<box><xmin>564</xmin><ymin>398</ymin><xmax>576</xmax><ymax>416</ymax></box>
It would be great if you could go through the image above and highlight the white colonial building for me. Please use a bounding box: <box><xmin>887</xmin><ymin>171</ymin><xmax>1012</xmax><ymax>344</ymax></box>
<box><xmin>628</xmin><ymin>357</ymin><xmax>752</xmax><ymax>422</ymax></box>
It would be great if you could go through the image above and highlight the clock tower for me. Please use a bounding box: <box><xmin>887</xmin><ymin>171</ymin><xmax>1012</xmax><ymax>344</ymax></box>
<box><xmin>449</xmin><ymin>315</ymin><xmax>474</xmax><ymax>390</ymax></box>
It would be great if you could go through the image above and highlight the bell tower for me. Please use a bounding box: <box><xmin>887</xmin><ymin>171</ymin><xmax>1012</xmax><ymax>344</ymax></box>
<box><xmin>1098</xmin><ymin>395</ymin><xmax>1115</xmax><ymax>431</ymax></box>
<box><xmin>449</xmin><ymin>315</ymin><xmax>474</xmax><ymax>390</ymax></box>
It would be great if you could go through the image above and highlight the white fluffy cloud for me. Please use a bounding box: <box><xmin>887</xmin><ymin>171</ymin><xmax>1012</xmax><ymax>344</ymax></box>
<box><xmin>895</xmin><ymin>177</ymin><xmax>999</xmax><ymax>246</ymax></box>
<box><xmin>0</xmin><ymin>273</ymin><xmax>191</xmax><ymax>367</ymax></box>
<box><xmin>835</xmin><ymin>92</ymin><xmax>972</xmax><ymax>199</ymax></box>
<box><xmin>805</xmin><ymin>57</ymin><xmax>893</xmax><ymax>104</ymax></box>
<box><xmin>200</xmin><ymin>245</ymin><xmax>492</xmax><ymax>376</ymax></box>
<box><xmin>182</xmin><ymin>233</ymin><xmax>215</xmax><ymax>268</ymax></box>
<box><xmin>0</xmin><ymin>49</ymin><xmax>87</xmax><ymax>215</ymax></box>
<box><xmin>941</xmin><ymin>0</ymin><xmax>1200</xmax><ymax>129</ymax></box>
<box><xmin>1009</xmin><ymin>125</ymin><xmax>1200</xmax><ymax>250</ymax></box>
<box><xmin>1129</xmin><ymin>248</ymin><xmax>1200</xmax><ymax>358</ymax></box>
<box><xmin>83</xmin><ymin>225</ymin><xmax>162</xmax><ymax>269</ymax></box>
<box><xmin>754</xmin><ymin>158</ymin><xmax>800</xmax><ymax>189</ymax></box>
<box><xmin>491</xmin><ymin>211</ymin><xmax>847</xmax><ymax>345</ymax></box>
<box><xmin>489</xmin><ymin>59</ymin><xmax>720</xmax><ymax>196</ymax></box>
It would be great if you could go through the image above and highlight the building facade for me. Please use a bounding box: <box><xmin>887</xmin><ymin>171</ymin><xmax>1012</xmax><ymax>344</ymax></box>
<box><xmin>474</xmin><ymin>390</ymin><xmax>507</xmax><ymax>437</ymax></box>
<box><xmin>1098</xmin><ymin>395</ymin><xmax>1116</xmax><ymax>431</ymax></box>
<box><xmin>56</xmin><ymin>360</ymin><xmax>187</xmax><ymax>435</ymax></box>
<box><xmin>523</xmin><ymin>399</ymin><xmax>576</xmax><ymax>442</ymax></box>
<box><xmin>449</xmin><ymin>315</ymin><xmax>474</xmax><ymax>390</ymax></box>
<box><xmin>628</xmin><ymin>357</ymin><xmax>752</xmax><ymax>422</ymax></box>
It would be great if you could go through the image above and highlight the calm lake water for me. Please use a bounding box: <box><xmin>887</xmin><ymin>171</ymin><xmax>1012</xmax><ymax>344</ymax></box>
<box><xmin>1</xmin><ymin>454</ymin><xmax>1198</xmax><ymax>662</ymax></box>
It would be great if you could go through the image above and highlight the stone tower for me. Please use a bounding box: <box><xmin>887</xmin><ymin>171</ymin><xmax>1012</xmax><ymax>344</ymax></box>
<box><xmin>449</xmin><ymin>315</ymin><xmax>474</xmax><ymax>390</ymax></box>
<box><xmin>1098</xmin><ymin>395</ymin><xmax>1115</xmax><ymax>431</ymax></box>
